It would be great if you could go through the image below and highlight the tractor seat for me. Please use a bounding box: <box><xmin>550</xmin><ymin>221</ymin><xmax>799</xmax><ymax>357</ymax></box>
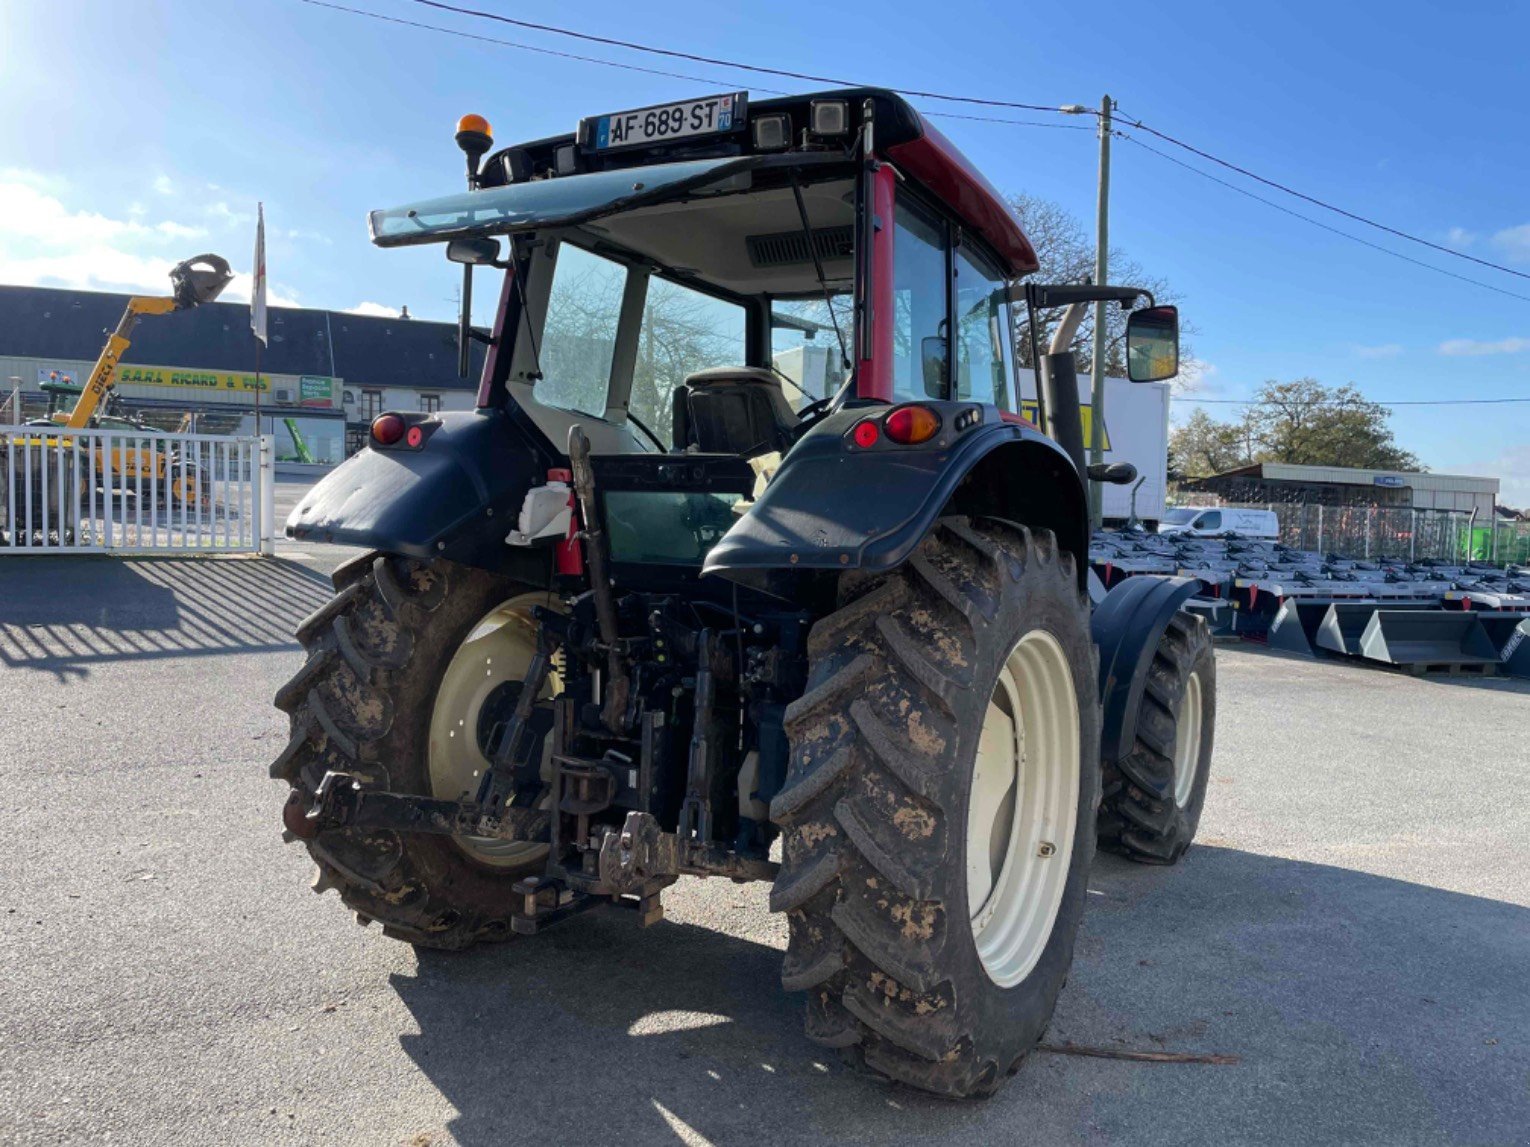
<box><xmin>671</xmin><ymin>366</ymin><xmax>799</xmax><ymax>458</ymax></box>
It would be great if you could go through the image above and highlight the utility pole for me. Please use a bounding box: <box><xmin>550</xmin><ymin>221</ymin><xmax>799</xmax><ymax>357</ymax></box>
<box><xmin>1088</xmin><ymin>94</ymin><xmax>1113</xmax><ymax>529</ymax></box>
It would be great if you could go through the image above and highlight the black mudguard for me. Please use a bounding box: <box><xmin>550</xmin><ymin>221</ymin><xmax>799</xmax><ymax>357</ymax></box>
<box><xmin>285</xmin><ymin>409</ymin><xmax>552</xmax><ymax>570</ymax></box>
<box><xmin>703</xmin><ymin>402</ymin><xmax>1087</xmax><ymax>592</ymax></box>
<box><xmin>1092</xmin><ymin>574</ymin><xmax>1199</xmax><ymax>763</ymax></box>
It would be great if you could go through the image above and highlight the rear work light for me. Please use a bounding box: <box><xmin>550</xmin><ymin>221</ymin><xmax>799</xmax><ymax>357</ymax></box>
<box><xmin>752</xmin><ymin>113</ymin><xmax>791</xmax><ymax>151</ymax></box>
<box><xmin>810</xmin><ymin>99</ymin><xmax>849</xmax><ymax>136</ymax></box>
<box><xmin>371</xmin><ymin>413</ymin><xmax>406</xmax><ymax>446</ymax></box>
<box><xmin>884</xmin><ymin>404</ymin><xmax>941</xmax><ymax>445</ymax></box>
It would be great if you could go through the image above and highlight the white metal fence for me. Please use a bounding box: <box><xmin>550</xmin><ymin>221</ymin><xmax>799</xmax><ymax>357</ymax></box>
<box><xmin>1176</xmin><ymin>498</ymin><xmax>1530</xmax><ymax>566</ymax></box>
<box><xmin>1</xmin><ymin>427</ymin><xmax>274</xmax><ymax>555</ymax></box>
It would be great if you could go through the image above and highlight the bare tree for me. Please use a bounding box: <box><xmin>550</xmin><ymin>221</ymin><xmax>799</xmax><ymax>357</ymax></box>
<box><xmin>1007</xmin><ymin>192</ymin><xmax>1195</xmax><ymax>383</ymax></box>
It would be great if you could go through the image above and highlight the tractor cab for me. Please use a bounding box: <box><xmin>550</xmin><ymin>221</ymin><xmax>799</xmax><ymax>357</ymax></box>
<box><xmin>368</xmin><ymin>89</ymin><xmax>1038</xmax><ymax>455</ymax></box>
<box><xmin>306</xmin><ymin>89</ymin><xmax>1124</xmax><ymax>586</ymax></box>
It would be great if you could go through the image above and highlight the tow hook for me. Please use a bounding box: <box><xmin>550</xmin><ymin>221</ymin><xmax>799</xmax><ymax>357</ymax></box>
<box><xmin>282</xmin><ymin>772</ymin><xmax>362</xmax><ymax>840</ymax></box>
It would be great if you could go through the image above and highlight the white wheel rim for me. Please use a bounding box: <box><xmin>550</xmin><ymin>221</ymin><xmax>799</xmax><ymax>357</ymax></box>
<box><xmin>967</xmin><ymin>629</ymin><xmax>1081</xmax><ymax>989</ymax></box>
<box><xmin>1172</xmin><ymin>670</ymin><xmax>1203</xmax><ymax>808</ymax></box>
<box><xmin>427</xmin><ymin>592</ymin><xmax>560</xmax><ymax>868</ymax></box>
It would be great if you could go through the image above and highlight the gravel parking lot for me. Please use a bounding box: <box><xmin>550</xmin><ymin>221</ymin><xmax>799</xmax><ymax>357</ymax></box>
<box><xmin>1</xmin><ymin>480</ymin><xmax>1526</xmax><ymax>1145</ymax></box>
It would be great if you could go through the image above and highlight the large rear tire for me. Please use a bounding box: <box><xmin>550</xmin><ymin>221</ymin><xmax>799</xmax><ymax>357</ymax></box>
<box><xmin>1097</xmin><ymin>612</ymin><xmax>1216</xmax><ymax>864</ymax></box>
<box><xmin>770</xmin><ymin>518</ymin><xmax>1100</xmax><ymax>1098</ymax></box>
<box><xmin>271</xmin><ymin>552</ymin><xmax>550</xmax><ymax>949</ymax></box>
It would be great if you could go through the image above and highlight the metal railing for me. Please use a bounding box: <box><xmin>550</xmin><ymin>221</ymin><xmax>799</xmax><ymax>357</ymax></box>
<box><xmin>1</xmin><ymin>427</ymin><xmax>274</xmax><ymax>555</ymax></box>
<box><xmin>1175</xmin><ymin>497</ymin><xmax>1530</xmax><ymax>566</ymax></box>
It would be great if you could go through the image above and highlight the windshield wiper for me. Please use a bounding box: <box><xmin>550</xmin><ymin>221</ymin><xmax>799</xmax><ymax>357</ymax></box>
<box><xmin>788</xmin><ymin>172</ymin><xmax>849</xmax><ymax>373</ymax></box>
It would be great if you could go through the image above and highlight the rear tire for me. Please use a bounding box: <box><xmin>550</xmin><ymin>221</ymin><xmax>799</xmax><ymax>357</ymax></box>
<box><xmin>1097</xmin><ymin>613</ymin><xmax>1216</xmax><ymax>865</ymax></box>
<box><xmin>271</xmin><ymin>552</ymin><xmax>546</xmax><ymax>949</ymax></box>
<box><xmin>771</xmin><ymin>518</ymin><xmax>1099</xmax><ymax>1098</ymax></box>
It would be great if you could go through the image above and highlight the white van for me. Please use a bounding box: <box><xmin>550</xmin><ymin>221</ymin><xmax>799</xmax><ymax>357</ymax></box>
<box><xmin>1158</xmin><ymin>507</ymin><xmax>1279</xmax><ymax>539</ymax></box>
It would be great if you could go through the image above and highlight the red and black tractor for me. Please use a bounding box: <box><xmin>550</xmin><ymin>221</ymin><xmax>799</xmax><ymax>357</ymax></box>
<box><xmin>277</xmin><ymin>88</ymin><xmax>1215</xmax><ymax>1098</ymax></box>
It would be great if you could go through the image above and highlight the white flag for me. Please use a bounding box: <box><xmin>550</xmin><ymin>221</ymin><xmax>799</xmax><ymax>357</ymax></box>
<box><xmin>251</xmin><ymin>202</ymin><xmax>268</xmax><ymax>346</ymax></box>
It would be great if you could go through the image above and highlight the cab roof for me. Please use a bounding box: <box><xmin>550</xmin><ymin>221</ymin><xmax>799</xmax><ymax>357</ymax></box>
<box><xmin>476</xmin><ymin>87</ymin><xmax>1037</xmax><ymax>277</ymax></box>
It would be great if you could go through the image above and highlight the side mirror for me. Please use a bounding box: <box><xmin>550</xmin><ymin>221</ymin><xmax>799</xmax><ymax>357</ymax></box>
<box><xmin>920</xmin><ymin>335</ymin><xmax>947</xmax><ymax>395</ymax></box>
<box><xmin>1126</xmin><ymin>304</ymin><xmax>1179</xmax><ymax>382</ymax></box>
<box><xmin>445</xmin><ymin>236</ymin><xmax>503</xmax><ymax>266</ymax></box>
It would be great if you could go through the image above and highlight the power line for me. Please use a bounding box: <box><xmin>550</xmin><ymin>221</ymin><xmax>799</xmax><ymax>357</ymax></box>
<box><xmin>297</xmin><ymin>0</ymin><xmax>795</xmax><ymax>93</ymax></box>
<box><xmin>300</xmin><ymin>1</ymin><xmax>1094</xmax><ymax>134</ymax></box>
<box><xmin>407</xmin><ymin>0</ymin><xmax>1080</xmax><ymax>115</ymax></box>
<box><xmin>1116</xmin><ymin>131</ymin><xmax>1530</xmax><ymax>304</ymax></box>
<box><xmin>1112</xmin><ymin>107</ymin><xmax>1530</xmax><ymax>284</ymax></box>
<box><xmin>1178</xmin><ymin>396</ymin><xmax>1530</xmax><ymax>408</ymax></box>
<box><xmin>923</xmin><ymin>111</ymin><xmax>1093</xmax><ymax>131</ymax></box>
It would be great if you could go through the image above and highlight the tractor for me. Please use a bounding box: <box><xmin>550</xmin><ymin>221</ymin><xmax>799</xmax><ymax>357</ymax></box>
<box><xmin>277</xmin><ymin>88</ymin><xmax>1216</xmax><ymax>1099</ymax></box>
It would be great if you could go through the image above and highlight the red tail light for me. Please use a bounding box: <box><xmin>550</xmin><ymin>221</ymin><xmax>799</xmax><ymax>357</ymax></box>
<box><xmin>884</xmin><ymin>404</ymin><xmax>941</xmax><ymax>445</ymax></box>
<box><xmin>371</xmin><ymin>414</ymin><xmax>405</xmax><ymax>445</ymax></box>
<box><xmin>852</xmin><ymin>420</ymin><xmax>880</xmax><ymax>448</ymax></box>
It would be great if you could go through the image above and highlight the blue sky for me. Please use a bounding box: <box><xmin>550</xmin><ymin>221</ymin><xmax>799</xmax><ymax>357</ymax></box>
<box><xmin>3</xmin><ymin>0</ymin><xmax>1527</xmax><ymax>501</ymax></box>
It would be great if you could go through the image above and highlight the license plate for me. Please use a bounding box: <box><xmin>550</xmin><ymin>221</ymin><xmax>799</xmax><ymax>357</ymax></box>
<box><xmin>584</xmin><ymin>93</ymin><xmax>747</xmax><ymax>152</ymax></box>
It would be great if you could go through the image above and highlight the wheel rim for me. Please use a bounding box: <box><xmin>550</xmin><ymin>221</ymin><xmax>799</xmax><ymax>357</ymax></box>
<box><xmin>967</xmin><ymin>629</ymin><xmax>1081</xmax><ymax>989</ymax></box>
<box><xmin>1172</xmin><ymin>669</ymin><xmax>1203</xmax><ymax>808</ymax></box>
<box><xmin>427</xmin><ymin>592</ymin><xmax>560</xmax><ymax>868</ymax></box>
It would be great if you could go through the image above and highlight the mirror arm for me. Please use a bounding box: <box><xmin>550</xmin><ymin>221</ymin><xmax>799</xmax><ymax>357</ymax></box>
<box><xmin>1014</xmin><ymin>282</ymin><xmax>1153</xmax><ymax>311</ymax></box>
<box><xmin>457</xmin><ymin>263</ymin><xmax>473</xmax><ymax>379</ymax></box>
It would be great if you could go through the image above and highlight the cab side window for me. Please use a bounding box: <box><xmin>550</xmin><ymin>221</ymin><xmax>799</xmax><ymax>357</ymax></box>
<box><xmin>1196</xmin><ymin>511</ymin><xmax>1222</xmax><ymax>531</ymax></box>
<box><xmin>891</xmin><ymin>194</ymin><xmax>949</xmax><ymax>401</ymax></box>
<box><xmin>953</xmin><ymin>244</ymin><xmax>1017</xmax><ymax>410</ymax></box>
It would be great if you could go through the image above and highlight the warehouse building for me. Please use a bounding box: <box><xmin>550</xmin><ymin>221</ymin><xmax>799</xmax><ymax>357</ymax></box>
<box><xmin>0</xmin><ymin>285</ymin><xmax>482</xmax><ymax>467</ymax></box>
<box><xmin>1187</xmin><ymin>462</ymin><xmax>1499</xmax><ymax>516</ymax></box>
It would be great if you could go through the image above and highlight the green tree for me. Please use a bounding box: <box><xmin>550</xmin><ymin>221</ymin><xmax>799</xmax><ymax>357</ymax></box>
<box><xmin>1169</xmin><ymin>408</ymin><xmax>1253</xmax><ymax>477</ymax></box>
<box><xmin>1172</xmin><ymin>379</ymin><xmax>1422</xmax><ymax>475</ymax></box>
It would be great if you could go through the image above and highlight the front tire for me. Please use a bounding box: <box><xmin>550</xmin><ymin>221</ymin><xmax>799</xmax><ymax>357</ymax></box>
<box><xmin>1098</xmin><ymin>613</ymin><xmax>1216</xmax><ymax>864</ymax></box>
<box><xmin>770</xmin><ymin>518</ymin><xmax>1100</xmax><ymax>1098</ymax></box>
<box><xmin>271</xmin><ymin>553</ymin><xmax>549</xmax><ymax>949</ymax></box>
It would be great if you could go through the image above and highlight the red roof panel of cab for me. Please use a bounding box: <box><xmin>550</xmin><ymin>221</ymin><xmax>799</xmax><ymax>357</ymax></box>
<box><xmin>886</xmin><ymin>117</ymin><xmax>1038</xmax><ymax>275</ymax></box>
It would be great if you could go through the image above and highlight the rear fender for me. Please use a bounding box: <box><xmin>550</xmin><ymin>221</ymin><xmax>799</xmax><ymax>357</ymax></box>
<box><xmin>1092</xmin><ymin>574</ymin><xmax>1199</xmax><ymax>763</ymax></box>
<box><xmin>285</xmin><ymin>408</ymin><xmax>555</xmax><ymax>573</ymax></box>
<box><xmin>702</xmin><ymin>403</ymin><xmax>1087</xmax><ymax>592</ymax></box>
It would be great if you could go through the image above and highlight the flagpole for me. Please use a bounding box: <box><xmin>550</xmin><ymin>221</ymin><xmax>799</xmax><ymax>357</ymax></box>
<box><xmin>251</xmin><ymin>202</ymin><xmax>267</xmax><ymax>433</ymax></box>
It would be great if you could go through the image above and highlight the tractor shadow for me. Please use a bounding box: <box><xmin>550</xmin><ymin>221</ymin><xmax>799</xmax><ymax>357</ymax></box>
<box><xmin>0</xmin><ymin>556</ymin><xmax>332</xmax><ymax>679</ymax></box>
<box><xmin>388</xmin><ymin>847</ymin><xmax>1530</xmax><ymax>1146</ymax></box>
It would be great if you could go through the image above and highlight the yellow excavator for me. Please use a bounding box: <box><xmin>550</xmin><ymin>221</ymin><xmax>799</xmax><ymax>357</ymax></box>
<box><xmin>10</xmin><ymin>254</ymin><xmax>233</xmax><ymax>522</ymax></box>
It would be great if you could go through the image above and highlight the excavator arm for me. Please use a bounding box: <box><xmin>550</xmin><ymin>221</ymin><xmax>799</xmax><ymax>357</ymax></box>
<box><xmin>65</xmin><ymin>254</ymin><xmax>234</xmax><ymax>430</ymax></box>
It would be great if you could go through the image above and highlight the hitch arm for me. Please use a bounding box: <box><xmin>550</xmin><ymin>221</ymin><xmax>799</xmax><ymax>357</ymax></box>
<box><xmin>283</xmin><ymin>771</ymin><xmax>550</xmax><ymax>843</ymax></box>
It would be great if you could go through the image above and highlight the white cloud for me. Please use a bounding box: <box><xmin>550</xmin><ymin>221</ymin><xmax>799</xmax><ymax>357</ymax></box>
<box><xmin>152</xmin><ymin>174</ymin><xmax>174</xmax><ymax>196</ymax></box>
<box><xmin>0</xmin><ymin>178</ymin><xmax>202</xmax><ymax>294</ymax></box>
<box><xmin>0</xmin><ymin>172</ymin><xmax>292</xmax><ymax>306</ymax></box>
<box><xmin>1438</xmin><ymin>337</ymin><xmax>1530</xmax><ymax>356</ymax></box>
<box><xmin>1445</xmin><ymin>226</ymin><xmax>1476</xmax><ymax>247</ymax></box>
<box><xmin>1492</xmin><ymin>223</ymin><xmax>1530</xmax><ymax>263</ymax></box>
<box><xmin>345</xmin><ymin>301</ymin><xmax>400</xmax><ymax>317</ymax></box>
<box><xmin>1352</xmin><ymin>343</ymin><xmax>1403</xmax><ymax>359</ymax></box>
<box><xmin>205</xmin><ymin>201</ymin><xmax>253</xmax><ymax>227</ymax></box>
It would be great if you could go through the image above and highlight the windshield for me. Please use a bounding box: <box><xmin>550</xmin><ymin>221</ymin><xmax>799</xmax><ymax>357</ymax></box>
<box><xmin>369</xmin><ymin>156</ymin><xmax>760</xmax><ymax>248</ymax></box>
<box><xmin>770</xmin><ymin>297</ymin><xmax>851</xmax><ymax>407</ymax></box>
<box><xmin>1162</xmin><ymin>508</ymin><xmax>1199</xmax><ymax>524</ymax></box>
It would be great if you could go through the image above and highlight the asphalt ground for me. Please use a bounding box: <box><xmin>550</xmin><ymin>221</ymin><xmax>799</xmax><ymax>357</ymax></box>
<box><xmin>1</xmin><ymin>477</ymin><xmax>1527</xmax><ymax>1145</ymax></box>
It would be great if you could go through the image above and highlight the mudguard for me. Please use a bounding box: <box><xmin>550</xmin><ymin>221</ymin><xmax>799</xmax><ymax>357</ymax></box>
<box><xmin>1092</xmin><ymin>574</ymin><xmax>1199</xmax><ymax>763</ymax></box>
<box><xmin>703</xmin><ymin>402</ymin><xmax>1087</xmax><ymax>589</ymax></box>
<box><xmin>285</xmin><ymin>409</ymin><xmax>552</xmax><ymax>569</ymax></box>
